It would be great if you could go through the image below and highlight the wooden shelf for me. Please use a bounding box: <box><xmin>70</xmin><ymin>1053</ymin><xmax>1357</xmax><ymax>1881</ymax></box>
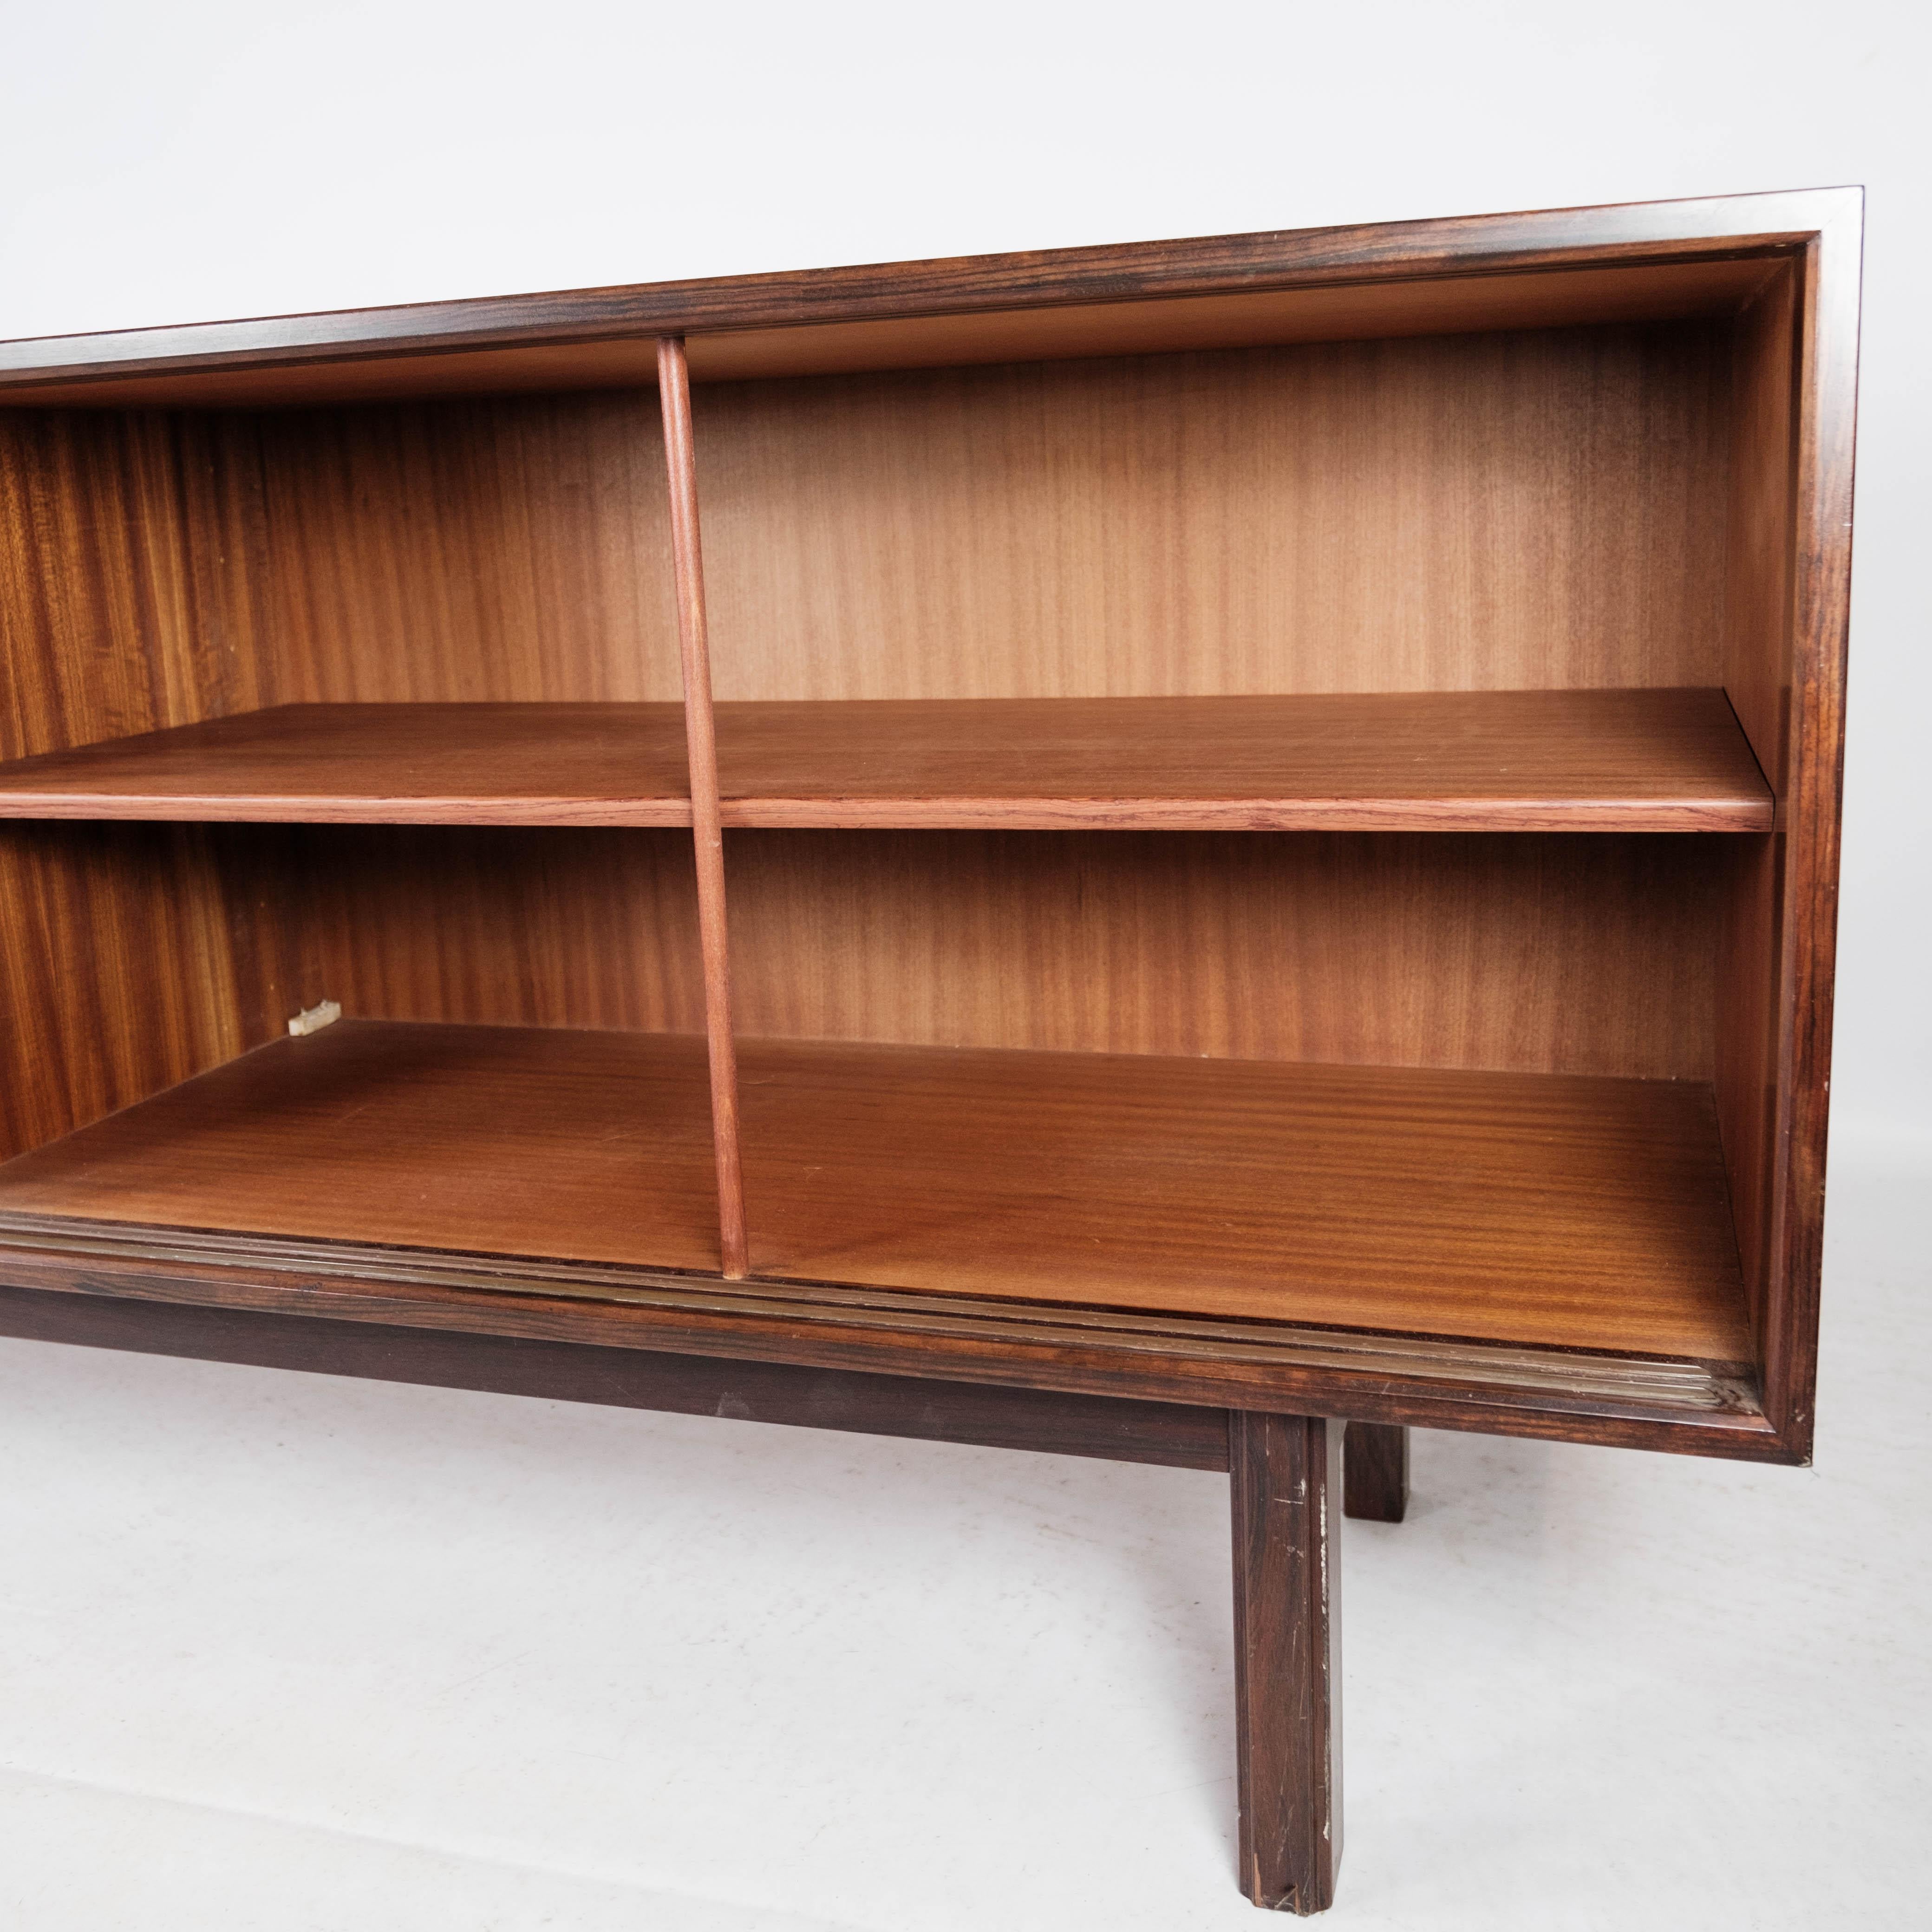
<box><xmin>0</xmin><ymin>688</ymin><xmax>1771</xmax><ymax>833</ymax></box>
<box><xmin>0</xmin><ymin>1020</ymin><xmax>1751</xmax><ymax>1362</ymax></box>
<box><xmin>0</xmin><ymin>703</ymin><xmax>696</xmax><ymax>826</ymax></box>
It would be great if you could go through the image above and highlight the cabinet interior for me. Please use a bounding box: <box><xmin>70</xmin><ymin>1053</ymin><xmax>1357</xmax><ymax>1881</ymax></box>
<box><xmin>0</xmin><ymin>253</ymin><xmax>1803</xmax><ymax>1386</ymax></box>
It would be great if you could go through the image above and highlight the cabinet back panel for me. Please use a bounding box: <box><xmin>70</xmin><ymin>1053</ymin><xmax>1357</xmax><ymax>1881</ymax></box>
<box><xmin>697</xmin><ymin>321</ymin><xmax>1733</xmax><ymax>701</ymax></box>
<box><xmin>234</xmin><ymin>392</ymin><xmax>685</xmax><ymax>705</ymax></box>
<box><xmin>1</xmin><ymin>392</ymin><xmax>685</xmax><ymax>757</ymax></box>
<box><xmin>723</xmin><ymin>830</ymin><xmax>1719</xmax><ymax>1082</ymax></box>
<box><xmin>166</xmin><ymin>829</ymin><xmax>1717</xmax><ymax>1086</ymax></box>
<box><xmin>215</xmin><ymin>825</ymin><xmax>707</xmax><ymax>1042</ymax></box>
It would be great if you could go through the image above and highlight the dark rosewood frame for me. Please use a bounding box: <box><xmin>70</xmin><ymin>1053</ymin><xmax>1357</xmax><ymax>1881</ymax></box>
<box><xmin>0</xmin><ymin>188</ymin><xmax>1861</xmax><ymax>1914</ymax></box>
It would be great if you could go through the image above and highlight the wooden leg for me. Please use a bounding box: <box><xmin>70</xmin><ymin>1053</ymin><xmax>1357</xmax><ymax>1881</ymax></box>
<box><xmin>1343</xmin><ymin>1421</ymin><xmax>1410</xmax><ymax>1523</ymax></box>
<box><xmin>1230</xmin><ymin>1412</ymin><xmax>1342</xmax><ymax>1914</ymax></box>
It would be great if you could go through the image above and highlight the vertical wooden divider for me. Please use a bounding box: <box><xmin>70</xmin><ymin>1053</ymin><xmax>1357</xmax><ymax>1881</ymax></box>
<box><xmin>657</xmin><ymin>335</ymin><xmax>750</xmax><ymax>1279</ymax></box>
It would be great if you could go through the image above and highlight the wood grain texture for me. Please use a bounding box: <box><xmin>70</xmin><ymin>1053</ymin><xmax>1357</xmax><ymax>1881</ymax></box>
<box><xmin>1232</xmin><ymin>1411</ymin><xmax>1342</xmax><ymax>1914</ymax></box>
<box><xmin>708</xmin><ymin>690</ymin><xmax>1769</xmax><ymax>829</ymax></box>
<box><xmin>1715</xmin><ymin>269</ymin><xmax>1798</xmax><ymax>1356</ymax></box>
<box><xmin>0</xmin><ymin>824</ymin><xmax>245</xmax><ymax>1162</ymax></box>
<box><xmin>0</xmin><ymin>1022</ymin><xmax>721</xmax><ymax>1272</ymax></box>
<box><xmin>0</xmin><ymin>702</ymin><xmax>694</xmax><ymax>823</ymax></box>
<box><xmin>220</xmin><ymin>824</ymin><xmax>707</xmax><ymax>1043</ymax></box>
<box><xmin>659</xmin><ymin>336</ymin><xmax>748</xmax><ymax>1279</ymax></box>
<box><xmin>734</xmin><ymin>1038</ymin><xmax>1750</xmax><ymax>1357</ymax></box>
<box><xmin>0</xmin><ymin>1282</ymin><xmax>1234</xmax><ymax>1470</ymax></box>
<box><xmin>0</xmin><ymin>1214</ymin><xmax>1783</xmax><ymax>1455</ymax></box>
<box><xmin>0</xmin><ymin>413</ymin><xmax>264</xmax><ymax>1155</ymax></box>
<box><xmin>697</xmin><ymin>327</ymin><xmax>1732</xmax><ymax>704</ymax></box>
<box><xmin>0</xmin><ymin>1021</ymin><xmax>1750</xmax><ymax>1359</ymax></box>
<box><xmin>235</xmin><ymin>392</ymin><xmax>684</xmax><ymax>706</ymax></box>
<box><xmin>0</xmin><ymin>187</ymin><xmax>1851</xmax><ymax>406</ymax></box>
<box><xmin>725</xmin><ymin>829</ymin><xmax>1724</xmax><ymax>1081</ymax></box>
<box><xmin>1343</xmin><ymin>1422</ymin><xmax>1410</xmax><ymax>1524</ymax></box>
<box><xmin>0</xmin><ymin>689</ymin><xmax>1770</xmax><ymax>831</ymax></box>
<box><xmin>1755</xmin><ymin>202</ymin><xmax>1862</xmax><ymax>1453</ymax></box>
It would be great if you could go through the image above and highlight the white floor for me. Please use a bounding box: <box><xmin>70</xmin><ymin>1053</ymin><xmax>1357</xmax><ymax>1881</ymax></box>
<box><xmin>1</xmin><ymin>1142</ymin><xmax>1925</xmax><ymax>1932</ymax></box>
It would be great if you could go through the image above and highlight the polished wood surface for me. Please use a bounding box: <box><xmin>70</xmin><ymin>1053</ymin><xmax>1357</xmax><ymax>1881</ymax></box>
<box><xmin>0</xmin><ymin>1283</ymin><xmax>1234</xmax><ymax>1471</ymax></box>
<box><xmin>0</xmin><ymin>703</ymin><xmax>693</xmax><ymax>823</ymax></box>
<box><xmin>1716</xmin><ymin>267</ymin><xmax>1798</xmax><ymax>1353</ymax></box>
<box><xmin>726</xmin><ymin>829</ymin><xmax>1724</xmax><ymax>1082</ymax></box>
<box><xmin>710</xmin><ymin>690</ymin><xmax>1769</xmax><ymax>830</ymax></box>
<box><xmin>0</xmin><ymin>188</ymin><xmax>1849</xmax><ymax>408</ymax></box>
<box><xmin>0</xmin><ymin>689</ymin><xmax>1771</xmax><ymax>832</ymax></box>
<box><xmin>735</xmin><ymin>1038</ymin><xmax>1750</xmax><ymax>1357</ymax></box>
<box><xmin>659</xmin><ymin>337</ymin><xmax>748</xmax><ymax>1277</ymax></box>
<box><xmin>0</xmin><ymin>1212</ymin><xmax>1776</xmax><ymax>1453</ymax></box>
<box><xmin>1344</xmin><ymin>1422</ymin><xmax>1410</xmax><ymax>1523</ymax></box>
<box><xmin>1756</xmin><ymin>199</ymin><xmax>1861</xmax><ymax>1453</ymax></box>
<box><xmin>0</xmin><ymin>1020</ymin><xmax>1750</xmax><ymax>1360</ymax></box>
<box><xmin>1232</xmin><ymin>1411</ymin><xmax>1341</xmax><ymax>1914</ymax></box>
<box><xmin>0</xmin><ymin>1022</ymin><xmax>720</xmax><ymax>1273</ymax></box>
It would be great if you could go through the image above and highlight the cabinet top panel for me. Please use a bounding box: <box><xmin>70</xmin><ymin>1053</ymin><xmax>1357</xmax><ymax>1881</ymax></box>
<box><xmin>0</xmin><ymin>188</ymin><xmax>1860</xmax><ymax>410</ymax></box>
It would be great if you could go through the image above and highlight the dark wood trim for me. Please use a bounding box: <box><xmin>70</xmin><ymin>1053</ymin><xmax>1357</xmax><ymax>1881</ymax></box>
<box><xmin>0</xmin><ymin>1280</ymin><xmax>1229</xmax><ymax>1470</ymax></box>
<box><xmin>656</xmin><ymin>335</ymin><xmax>748</xmax><ymax>1278</ymax></box>
<box><xmin>1232</xmin><ymin>1412</ymin><xmax>1342</xmax><ymax>1913</ymax></box>
<box><xmin>0</xmin><ymin>1216</ymin><xmax>1794</xmax><ymax>1460</ymax></box>
<box><xmin>1344</xmin><ymin>1422</ymin><xmax>1410</xmax><ymax>1523</ymax></box>
<box><xmin>0</xmin><ymin>188</ymin><xmax>1857</xmax><ymax>395</ymax></box>
<box><xmin>1757</xmin><ymin>196</ymin><xmax>1862</xmax><ymax>1457</ymax></box>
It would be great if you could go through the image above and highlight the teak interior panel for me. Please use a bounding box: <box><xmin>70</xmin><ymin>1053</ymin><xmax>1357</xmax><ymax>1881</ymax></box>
<box><xmin>724</xmin><ymin>829</ymin><xmax>1722</xmax><ymax>1081</ymax></box>
<box><xmin>1717</xmin><ymin>264</ymin><xmax>1800</xmax><ymax>1350</ymax></box>
<box><xmin>0</xmin><ymin>393</ymin><xmax>687</xmax><ymax>769</ymax></box>
<box><xmin>0</xmin><ymin>823</ymin><xmax>248</xmax><ymax>1162</ymax></box>
<box><xmin>0</xmin><ymin>688</ymin><xmax>1770</xmax><ymax>832</ymax></box>
<box><xmin>0</xmin><ymin>703</ymin><xmax>695</xmax><ymax>825</ymax></box>
<box><xmin>697</xmin><ymin>324</ymin><xmax>1733</xmax><ymax>701</ymax></box>
<box><xmin>0</xmin><ymin>1022</ymin><xmax>722</xmax><ymax>1273</ymax></box>
<box><xmin>236</xmin><ymin>392</ymin><xmax>684</xmax><ymax>705</ymax></box>
<box><xmin>707</xmin><ymin>689</ymin><xmax>1771</xmax><ymax>829</ymax></box>
<box><xmin>742</xmin><ymin>1041</ymin><xmax>1749</xmax><ymax>1359</ymax></box>
<box><xmin>243</xmin><ymin>825</ymin><xmax>709</xmax><ymax>1040</ymax></box>
<box><xmin>0</xmin><ymin>1020</ymin><xmax>1750</xmax><ymax>1362</ymax></box>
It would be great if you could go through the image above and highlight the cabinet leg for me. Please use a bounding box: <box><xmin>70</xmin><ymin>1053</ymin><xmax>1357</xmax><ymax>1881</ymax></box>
<box><xmin>1230</xmin><ymin>1412</ymin><xmax>1342</xmax><ymax>1914</ymax></box>
<box><xmin>1343</xmin><ymin>1422</ymin><xmax>1410</xmax><ymax>1523</ymax></box>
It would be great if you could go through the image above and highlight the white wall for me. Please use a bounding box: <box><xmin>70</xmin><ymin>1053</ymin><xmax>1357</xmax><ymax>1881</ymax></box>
<box><xmin>5</xmin><ymin>0</ymin><xmax>1923</xmax><ymax>1150</ymax></box>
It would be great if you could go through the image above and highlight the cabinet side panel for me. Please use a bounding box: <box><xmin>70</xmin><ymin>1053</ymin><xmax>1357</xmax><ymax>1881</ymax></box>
<box><xmin>233</xmin><ymin>392</ymin><xmax>685</xmax><ymax>705</ymax></box>
<box><xmin>1715</xmin><ymin>272</ymin><xmax>1797</xmax><ymax>1351</ymax></box>
<box><xmin>1764</xmin><ymin>224</ymin><xmax>1859</xmax><ymax>1449</ymax></box>
<box><xmin>1715</xmin><ymin>264</ymin><xmax>1803</xmax><ymax>1378</ymax></box>
<box><xmin>697</xmin><ymin>323</ymin><xmax>1731</xmax><ymax>701</ymax></box>
<box><xmin>0</xmin><ymin>413</ymin><xmax>262</xmax><ymax>1155</ymax></box>
<box><xmin>725</xmin><ymin>830</ymin><xmax>1718</xmax><ymax>1080</ymax></box>
<box><xmin>0</xmin><ymin>823</ymin><xmax>244</xmax><ymax>1159</ymax></box>
<box><xmin>0</xmin><ymin>411</ymin><xmax>268</xmax><ymax>758</ymax></box>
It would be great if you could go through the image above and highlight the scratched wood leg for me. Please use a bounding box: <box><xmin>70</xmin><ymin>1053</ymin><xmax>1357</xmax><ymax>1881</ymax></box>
<box><xmin>1230</xmin><ymin>1411</ymin><xmax>1342</xmax><ymax>1913</ymax></box>
<box><xmin>1343</xmin><ymin>1422</ymin><xmax>1410</xmax><ymax>1523</ymax></box>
